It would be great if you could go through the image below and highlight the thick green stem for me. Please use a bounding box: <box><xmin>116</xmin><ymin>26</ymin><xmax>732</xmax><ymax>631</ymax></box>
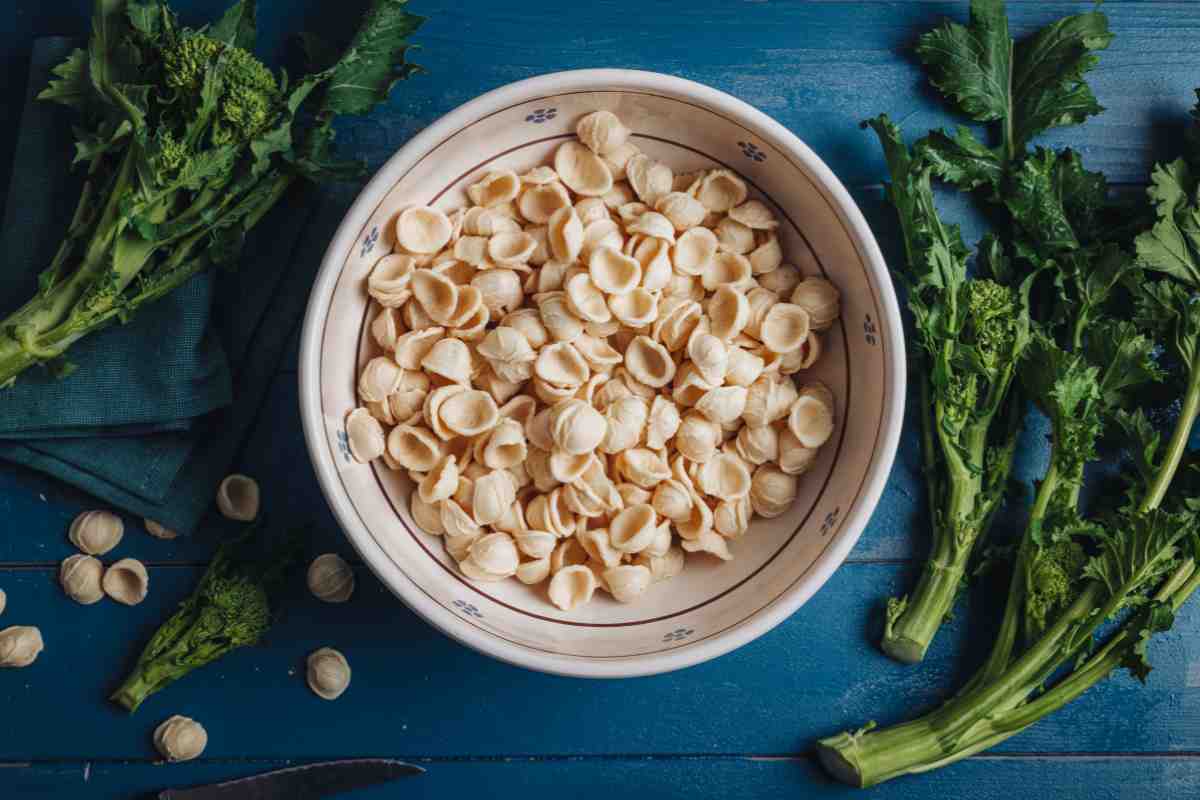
<box><xmin>882</xmin><ymin>424</ymin><xmax>987</xmax><ymax>663</ymax></box>
<box><xmin>1142</xmin><ymin>365</ymin><xmax>1200</xmax><ymax>512</ymax></box>
<box><xmin>974</xmin><ymin>459</ymin><xmax>1061</xmax><ymax>686</ymax></box>
<box><xmin>820</xmin><ymin>583</ymin><xmax>1104</xmax><ymax>787</ymax></box>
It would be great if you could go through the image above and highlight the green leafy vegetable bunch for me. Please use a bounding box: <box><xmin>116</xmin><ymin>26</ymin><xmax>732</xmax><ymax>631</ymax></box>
<box><xmin>0</xmin><ymin>0</ymin><xmax>423</xmax><ymax>386</ymax></box>
<box><xmin>818</xmin><ymin>0</ymin><xmax>1200</xmax><ymax>786</ymax></box>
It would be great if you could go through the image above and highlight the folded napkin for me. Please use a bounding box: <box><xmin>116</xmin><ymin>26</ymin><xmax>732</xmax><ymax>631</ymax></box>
<box><xmin>0</xmin><ymin>38</ymin><xmax>344</xmax><ymax>534</ymax></box>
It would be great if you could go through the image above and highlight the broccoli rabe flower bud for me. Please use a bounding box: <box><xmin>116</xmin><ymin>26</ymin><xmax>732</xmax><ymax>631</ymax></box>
<box><xmin>1024</xmin><ymin>538</ymin><xmax>1087</xmax><ymax>640</ymax></box>
<box><xmin>155</xmin><ymin>131</ymin><xmax>190</xmax><ymax>180</ymax></box>
<box><xmin>964</xmin><ymin>279</ymin><xmax>1019</xmax><ymax>371</ymax></box>
<box><xmin>941</xmin><ymin>372</ymin><xmax>979</xmax><ymax>434</ymax></box>
<box><xmin>163</xmin><ymin>35</ymin><xmax>279</xmax><ymax>145</ymax></box>
<box><xmin>163</xmin><ymin>36</ymin><xmax>225</xmax><ymax>93</ymax></box>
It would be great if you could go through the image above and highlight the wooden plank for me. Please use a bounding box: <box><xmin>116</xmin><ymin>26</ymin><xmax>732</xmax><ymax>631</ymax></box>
<box><xmin>5</xmin><ymin>754</ymin><xmax>1200</xmax><ymax>800</ymax></box>
<box><xmin>2</xmin><ymin>559</ymin><xmax>1199</xmax><ymax>760</ymax></box>
<box><xmin>318</xmin><ymin>1</ymin><xmax>1200</xmax><ymax>186</ymax></box>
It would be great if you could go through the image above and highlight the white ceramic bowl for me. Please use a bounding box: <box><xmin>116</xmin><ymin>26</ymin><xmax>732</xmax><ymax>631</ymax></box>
<box><xmin>299</xmin><ymin>69</ymin><xmax>904</xmax><ymax>677</ymax></box>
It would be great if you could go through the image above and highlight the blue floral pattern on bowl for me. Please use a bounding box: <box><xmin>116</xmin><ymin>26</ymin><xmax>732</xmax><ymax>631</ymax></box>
<box><xmin>360</xmin><ymin>225</ymin><xmax>380</xmax><ymax>258</ymax></box>
<box><xmin>453</xmin><ymin>599</ymin><xmax>484</xmax><ymax>619</ymax></box>
<box><xmin>525</xmin><ymin>107</ymin><xmax>558</xmax><ymax>124</ymax></box>
<box><xmin>737</xmin><ymin>140</ymin><xmax>766</xmax><ymax>162</ymax></box>
<box><xmin>863</xmin><ymin>314</ymin><xmax>878</xmax><ymax>346</ymax></box>
<box><xmin>662</xmin><ymin>627</ymin><xmax>695</xmax><ymax>643</ymax></box>
<box><xmin>819</xmin><ymin>507</ymin><xmax>842</xmax><ymax>538</ymax></box>
<box><xmin>335</xmin><ymin>429</ymin><xmax>352</xmax><ymax>463</ymax></box>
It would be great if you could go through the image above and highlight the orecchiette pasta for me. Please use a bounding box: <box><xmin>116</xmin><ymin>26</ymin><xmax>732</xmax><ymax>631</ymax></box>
<box><xmin>348</xmin><ymin>109</ymin><xmax>841</xmax><ymax>611</ymax></box>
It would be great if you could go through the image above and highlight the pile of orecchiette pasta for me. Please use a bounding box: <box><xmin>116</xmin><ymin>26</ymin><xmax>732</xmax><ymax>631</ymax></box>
<box><xmin>346</xmin><ymin>110</ymin><xmax>841</xmax><ymax>611</ymax></box>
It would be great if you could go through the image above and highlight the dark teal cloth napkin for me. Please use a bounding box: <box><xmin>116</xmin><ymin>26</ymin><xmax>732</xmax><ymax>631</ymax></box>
<box><xmin>0</xmin><ymin>38</ymin><xmax>340</xmax><ymax>533</ymax></box>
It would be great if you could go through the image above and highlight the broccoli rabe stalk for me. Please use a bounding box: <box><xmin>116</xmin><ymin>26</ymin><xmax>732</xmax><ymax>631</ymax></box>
<box><xmin>0</xmin><ymin>0</ymin><xmax>424</xmax><ymax>387</ymax></box>
<box><xmin>817</xmin><ymin>88</ymin><xmax>1200</xmax><ymax>788</ymax></box>
<box><xmin>864</xmin><ymin>115</ymin><xmax>1031</xmax><ymax>664</ymax></box>
<box><xmin>864</xmin><ymin>0</ymin><xmax>1115</xmax><ymax>664</ymax></box>
<box><xmin>110</xmin><ymin>523</ymin><xmax>299</xmax><ymax>712</ymax></box>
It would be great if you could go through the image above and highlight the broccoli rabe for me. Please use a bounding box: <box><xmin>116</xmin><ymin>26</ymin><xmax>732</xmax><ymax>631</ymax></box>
<box><xmin>0</xmin><ymin>0</ymin><xmax>424</xmax><ymax>387</ymax></box>
<box><xmin>110</xmin><ymin>524</ymin><xmax>297</xmax><ymax>712</ymax></box>
<box><xmin>866</xmin><ymin>115</ymin><xmax>1031</xmax><ymax>664</ymax></box>
<box><xmin>818</xmin><ymin>2</ymin><xmax>1200</xmax><ymax>788</ymax></box>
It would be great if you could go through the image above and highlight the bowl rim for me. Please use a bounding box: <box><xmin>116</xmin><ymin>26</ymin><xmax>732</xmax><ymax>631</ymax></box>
<box><xmin>298</xmin><ymin>68</ymin><xmax>905</xmax><ymax>678</ymax></box>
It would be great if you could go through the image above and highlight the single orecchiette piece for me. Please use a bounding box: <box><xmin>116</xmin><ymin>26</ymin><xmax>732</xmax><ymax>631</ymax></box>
<box><xmin>517</xmin><ymin>557</ymin><xmax>552</xmax><ymax>585</ymax></box>
<box><xmin>626</xmin><ymin>154</ymin><xmax>673</xmax><ymax>205</ymax></box>
<box><xmin>653</xmin><ymin>479</ymin><xmax>694</xmax><ymax>522</ymax></box>
<box><xmin>750</xmin><ymin>465</ymin><xmax>799</xmax><ymax>518</ymax></box>
<box><xmin>154</xmin><ymin>716</ymin><xmax>208</xmax><ymax>762</ymax></box>
<box><xmin>468</xmin><ymin>170</ymin><xmax>520</xmax><ymax>207</ymax></box>
<box><xmin>789</xmin><ymin>383</ymin><xmax>836</xmax><ymax>448</ymax></box>
<box><xmin>439</xmin><ymin>389</ymin><xmax>500</xmax><ymax>437</ymax></box>
<box><xmin>695</xmin><ymin>169</ymin><xmax>748</xmax><ymax>212</ymax></box>
<box><xmin>603</xmin><ymin>564</ymin><xmax>652</xmax><ymax>603</ymax></box>
<box><xmin>759</xmin><ymin>262</ymin><xmax>802</xmax><ymax>295</ymax></box>
<box><xmin>548</xmin><ymin>564</ymin><xmax>597</xmax><ymax>611</ymax></box>
<box><xmin>69</xmin><ymin>510</ymin><xmax>124</xmax><ymax>555</ymax></box>
<box><xmin>576</xmin><ymin>110</ymin><xmax>630</xmax><ymax>155</ymax></box>
<box><xmin>103</xmin><ymin>558</ymin><xmax>149</xmax><ymax>606</ymax></box>
<box><xmin>681</xmin><ymin>529</ymin><xmax>733</xmax><ymax>561</ymax></box>
<box><xmin>0</xmin><ymin>626</ymin><xmax>43</xmax><ymax>668</ymax></box>
<box><xmin>368</xmin><ymin>254</ymin><xmax>415</xmax><ymax>307</ymax></box>
<box><xmin>674</xmin><ymin>412</ymin><xmax>721</xmax><ymax>463</ymax></box>
<box><xmin>411</xmin><ymin>493</ymin><xmax>445</xmax><ymax>535</ymax></box>
<box><xmin>216</xmin><ymin>474</ymin><xmax>260</xmax><ymax>521</ymax></box>
<box><xmin>307</xmin><ymin>647</ymin><xmax>352</xmax><ymax>700</ymax></box>
<box><xmin>608</xmin><ymin>504</ymin><xmax>658</xmax><ymax>553</ymax></box>
<box><xmin>549</xmin><ymin>399</ymin><xmax>608</xmax><ymax>455</ymax></box>
<box><xmin>397</xmin><ymin>206</ymin><xmax>453</xmax><ymax>254</ymax></box>
<box><xmin>555</xmin><ymin>140</ymin><xmax>614</xmax><ymax>197</ymax></box>
<box><xmin>790</xmin><ymin>277</ymin><xmax>842</xmax><ymax>330</ymax></box>
<box><xmin>308</xmin><ymin>554</ymin><xmax>355</xmax><ymax>603</ymax></box>
<box><xmin>624</xmin><ymin>336</ymin><xmax>676</xmax><ymax>388</ymax></box>
<box><xmin>672</xmin><ymin>227</ymin><xmax>718</xmax><ymax>276</ymax></box>
<box><xmin>472</xmin><ymin>471</ymin><xmax>518</xmax><ymax>527</ymax></box>
<box><xmin>60</xmin><ymin>554</ymin><xmax>105</xmax><ymax>605</ymax></box>
<box><xmin>346</xmin><ymin>408</ymin><xmax>386</xmax><ymax>463</ymax></box>
<box><xmin>697</xmin><ymin>453</ymin><xmax>752</xmax><ymax>501</ymax></box>
<box><xmin>635</xmin><ymin>546</ymin><xmax>685</xmax><ymax>583</ymax></box>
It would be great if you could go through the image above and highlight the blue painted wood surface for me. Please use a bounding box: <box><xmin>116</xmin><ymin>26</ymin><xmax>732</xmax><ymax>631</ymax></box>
<box><xmin>2</xmin><ymin>1</ymin><xmax>1200</xmax><ymax>797</ymax></box>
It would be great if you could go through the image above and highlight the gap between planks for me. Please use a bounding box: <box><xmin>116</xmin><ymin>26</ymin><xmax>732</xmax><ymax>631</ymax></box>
<box><xmin>7</xmin><ymin>751</ymin><xmax>1200</xmax><ymax>769</ymax></box>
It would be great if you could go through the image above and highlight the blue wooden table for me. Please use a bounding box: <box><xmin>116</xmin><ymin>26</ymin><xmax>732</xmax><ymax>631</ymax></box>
<box><xmin>3</xmin><ymin>2</ymin><xmax>1200</xmax><ymax>798</ymax></box>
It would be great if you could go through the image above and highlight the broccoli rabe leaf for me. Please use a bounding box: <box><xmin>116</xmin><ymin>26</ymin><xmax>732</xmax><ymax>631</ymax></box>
<box><xmin>37</xmin><ymin>48</ymin><xmax>94</xmax><ymax>111</ymax></box>
<box><xmin>1083</xmin><ymin>509</ymin><xmax>1194</xmax><ymax>610</ymax></box>
<box><xmin>1004</xmin><ymin>148</ymin><xmax>1082</xmax><ymax>253</ymax></box>
<box><xmin>1136</xmin><ymin>158</ymin><xmax>1200</xmax><ymax>288</ymax></box>
<box><xmin>1120</xmin><ymin>601</ymin><xmax>1176</xmax><ymax>683</ymax></box>
<box><xmin>1021</xmin><ymin>331</ymin><xmax>1104</xmax><ymax>485</ymax></box>
<box><xmin>1086</xmin><ymin>320</ymin><xmax>1165</xmax><ymax>410</ymax></box>
<box><xmin>1135</xmin><ymin>279</ymin><xmax>1200</xmax><ymax>371</ymax></box>
<box><xmin>321</xmin><ymin>0</ymin><xmax>424</xmax><ymax>117</ymax></box>
<box><xmin>209</xmin><ymin>0</ymin><xmax>257</xmax><ymax>51</ymax></box>
<box><xmin>916</xmin><ymin>127</ymin><xmax>1002</xmax><ymax>193</ymax></box>
<box><xmin>916</xmin><ymin>0</ymin><xmax>1111</xmax><ymax>164</ymax></box>
<box><xmin>1113</xmin><ymin>408</ymin><xmax>1163</xmax><ymax>488</ymax></box>
<box><xmin>125</xmin><ymin>0</ymin><xmax>163</xmax><ymax>39</ymax></box>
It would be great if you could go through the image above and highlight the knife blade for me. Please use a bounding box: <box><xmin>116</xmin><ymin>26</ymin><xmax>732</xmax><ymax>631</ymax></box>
<box><xmin>159</xmin><ymin>759</ymin><xmax>424</xmax><ymax>800</ymax></box>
